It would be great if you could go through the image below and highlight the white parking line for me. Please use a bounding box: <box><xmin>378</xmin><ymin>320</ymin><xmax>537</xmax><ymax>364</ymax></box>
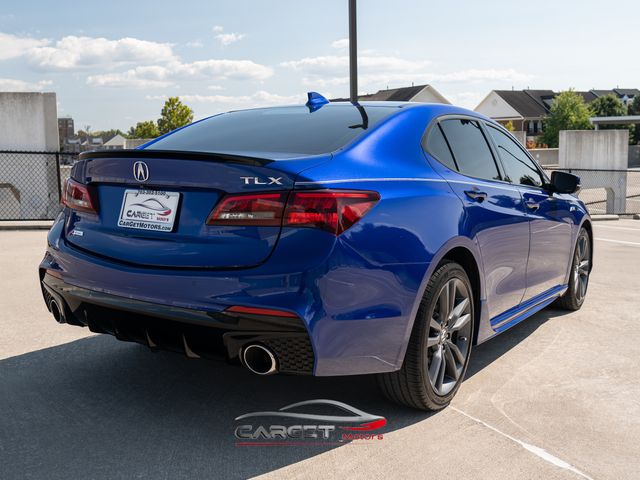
<box><xmin>451</xmin><ymin>407</ymin><xmax>594</xmax><ymax>480</ymax></box>
<box><xmin>595</xmin><ymin>237</ymin><xmax>640</xmax><ymax>246</ymax></box>
<box><xmin>594</xmin><ymin>225</ymin><xmax>640</xmax><ymax>232</ymax></box>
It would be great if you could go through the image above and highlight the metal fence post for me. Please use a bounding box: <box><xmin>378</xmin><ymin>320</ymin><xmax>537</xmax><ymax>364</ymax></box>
<box><xmin>55</xmin><ymin>152</ymin><xmax>62</xmax><ymax>202</ymax></box>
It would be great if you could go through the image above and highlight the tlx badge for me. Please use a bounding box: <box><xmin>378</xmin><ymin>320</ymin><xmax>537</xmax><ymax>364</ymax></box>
<box><xmin>241</xmin><ymin>176</ymin><xmax>283</xmax><ymax>186</ymax></box>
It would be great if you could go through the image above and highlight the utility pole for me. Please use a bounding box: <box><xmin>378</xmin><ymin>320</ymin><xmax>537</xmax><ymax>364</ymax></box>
<box><xmin>349</xmin><ymin>0</ymin><xmax>358</xmax><ymax>102</ymax></box>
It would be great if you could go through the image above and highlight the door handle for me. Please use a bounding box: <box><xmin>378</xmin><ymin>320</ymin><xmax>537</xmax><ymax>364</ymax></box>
<box><xmin>525</xmin><ymin>199</ymin><xmax>540</xmax><ymax>211</ymax></box>
<box><xmin>464</xmin><ymin>190</ymin><xmax>487</xmax><ymax>202</ymax></box>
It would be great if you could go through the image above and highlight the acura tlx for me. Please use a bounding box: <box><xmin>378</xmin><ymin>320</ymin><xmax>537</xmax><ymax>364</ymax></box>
<box><xmin>40</xmin><ymin>94</ymin><xmax>591</xmax><ymax>410</ymax></box>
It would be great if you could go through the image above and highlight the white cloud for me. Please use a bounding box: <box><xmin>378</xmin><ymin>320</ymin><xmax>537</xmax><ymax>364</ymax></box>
<box><xmin>87</xmin><ymin>59</ymin><xmax>273</xmax><ymax>88</ymax></box>
<box><xmin>26</xmin><ymin>35</ymin><xmax>176</xmax><ymax>70</ymax></box>
<box><xmin>215</xmin><ymin>32</ymin><xmax>245</xmax><ymax>46</ymax></box>
<box><xmin>146</xmin><ymin>90</ymin><xmax>300</xmax><ymax>109</ymax></box>
<box><xmin>186</xmin><ymin>40</ymin><xmax>203</xmax><ymax>48</ymax></box>
<box><xmin>207</xmin><ymin>85</ymin><xmax>224</xmax><ymax>90</ymax></box>
<box><xmin>444</xmin><ymin>91</ymin><xmax>487</xmax><ymax>109</ymax></box>
<box><xmin>0</xmin><ymin>78</ymin><xmax>52</xmax><ymax>91</ymax></box>
<box><xmin>331</xmin><ymin>38</ymin><xmax>349</xmax><ymax>49</ymax></box>
<box><xmin>211</xmin><ymin>25</ymin><xmax>245</xmax><ymax>46</ymax></box>
<box><xmin>283</xmin><ymin>53</ymin><xmax>532</xmax><ymax>94</ymax></box>
<box><xmin>281</xmin><ymin>55</ymin><xmax>431</xmax><ymax>77</ymax></box>
<box><xmin>0</xmin><ymin>32</ymin><xmax>48</xmax><ymax>60</ymax></box>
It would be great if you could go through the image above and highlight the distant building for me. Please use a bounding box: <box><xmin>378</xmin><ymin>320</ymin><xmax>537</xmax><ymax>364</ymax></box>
<box><xmin>58</xmin><ymin>117</ymin><xmax>74</xmax><ymax>148</ymax></box>
<box><xmin>102</xmin><ymin>134</ymin><xmax>127</xmax><ymax>150</ymax></box>
<box><xmin>475</xmin><ymin>88</ymin><xmax>640</xmax><ymax>140</ymax></box>
<box><xmin>332</xmin><ymin>84</ymin><xmax>450</xmax><ymax>104</ymax></box>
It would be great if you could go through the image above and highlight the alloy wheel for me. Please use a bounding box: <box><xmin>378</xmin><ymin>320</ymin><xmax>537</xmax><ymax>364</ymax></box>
<box><xmin>426</xmin><ymin>277</ymin><xmax>472</xmax><ymax>396</ymax></box>
<box><xmin>574</xmin><ymin>233</ymin><xmax>590</xmax><ymax>302</ymax></box>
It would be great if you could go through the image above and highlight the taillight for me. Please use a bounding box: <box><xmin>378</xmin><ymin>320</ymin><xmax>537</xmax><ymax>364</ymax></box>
<box><xmin>206</xmin><ymin>192</ymin><xmax>287</xmax><ymax>226</ymax></box>
<box><xmin>284</xmin><ymin>191</ymin><xmax>380</xmax><ymax>235</ymax></box>
<box><xmin>207</xmin><ymin>190</ymin><xmax>379</xmax><ymax>235</ymax></box>
<box><xmin>62</xmin><ymin>178</ymin><xmax>97</xmax><ymax>214</ymax></box>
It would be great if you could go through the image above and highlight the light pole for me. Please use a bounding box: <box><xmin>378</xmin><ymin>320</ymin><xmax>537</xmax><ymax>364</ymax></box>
<box><xmin>349</xmin><ymin>0</ymin><xmax>358</xmax><ymax>102</ymax></box>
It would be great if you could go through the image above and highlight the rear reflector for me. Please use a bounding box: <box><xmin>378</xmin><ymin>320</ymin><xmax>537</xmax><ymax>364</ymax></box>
<box><xmin>225</xmin><ymin>305</ymin><xmax>299</xmax><ymax>318</ymax></box>
<box><xmin>207</xmin><ymin>190</ymin><xmax>379</xmax><ymax>235</ymax></box>
<box><xmin>62</xmin><ymin>178</ymin><xmax>97</xmax><ymax>214</ymax></box>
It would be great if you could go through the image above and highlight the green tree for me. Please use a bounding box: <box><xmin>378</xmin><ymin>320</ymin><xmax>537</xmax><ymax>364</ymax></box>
<box><xmin>128</xmin><ymin>120</ymin><xmax>160</xmax><ymax>139</ymax></box>
<box><xmin>157</xmin><ymin>97</ymin><xmax>194</xmax><ymax>135</ymax></box>
<box><xmin>504</xmin><ymin>120</ymin><xmax>515</xmax><ymax>132</ymax></box>
<box><xmin>589</xmin><ymin>94</ymin><xmax>628</xmax><ymax>130</ymax></box>
<box><xmin>629</xmin><ymin>96</ymin><xmax>640</xmax><ymax>144</ymax></box>
<box><xmin>540</xmin><ymin>91</ymin><xmax>592</xmax><ymax>148</ymax></box>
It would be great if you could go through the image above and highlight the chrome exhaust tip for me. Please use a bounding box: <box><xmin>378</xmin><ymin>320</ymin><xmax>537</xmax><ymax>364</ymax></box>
<box><xmin>49</xmin><ymin>299</ymin><xmax>65</xmax><ymax>324</ymax></box>
<box><xmin>242</xmin><ymin>344</ymin><xmax>278</xmax><ymax>375</ymax></box>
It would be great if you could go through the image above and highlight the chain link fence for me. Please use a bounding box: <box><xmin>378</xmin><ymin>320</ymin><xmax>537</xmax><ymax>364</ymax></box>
<box><xmin>1</xmin><ymin>151</ymin><xmax>639</xmax><ymax>220</ymax></box>
<box><xmin>544</xmin><ymin>168</ymin><xmax>640</xmax><ymax>215</ymax></box>
<box><xmin>0</xmin><ymin>151</ymin><xmax>78</xmax><ymax>220</ymax></box>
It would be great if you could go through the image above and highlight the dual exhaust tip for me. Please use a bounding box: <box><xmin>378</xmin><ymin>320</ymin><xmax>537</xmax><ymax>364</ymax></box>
<box><xmin>49</xmin><ymin>298</ymin><xmax>65</xmax><ymax>324</ymax></box>
<box><xmin>242</xmin><ymin>343</ymin><xmax>278</xmax><ymax>375</ymax></box>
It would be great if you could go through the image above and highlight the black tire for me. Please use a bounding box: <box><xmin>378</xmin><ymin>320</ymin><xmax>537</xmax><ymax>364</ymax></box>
<box><xmin>555</xmin><ymin>227</ymin><xmax>591</xmax><ymax>311</ymax></box>
<box><xmin>377</xmin><ymin>262</ymin><xmax>474</xmax><ymax>411</ymax></box>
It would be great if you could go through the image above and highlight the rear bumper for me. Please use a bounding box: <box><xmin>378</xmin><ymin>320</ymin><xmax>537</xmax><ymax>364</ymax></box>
<box><xmin>40</xmin><ymin>272</ymin><xmax>314</xmax><ymax>374</ymax></box>
<box><xmin>40</xmin><ymin>217</ymin><xmax>429</xmax><ymax>376</ymax></box>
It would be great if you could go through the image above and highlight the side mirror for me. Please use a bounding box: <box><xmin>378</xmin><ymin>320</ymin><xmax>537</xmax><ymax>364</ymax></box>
<box><xmin>548</xmin><ymin>171</ymin><xmax>581</xmax><ymax>194</ymax></box>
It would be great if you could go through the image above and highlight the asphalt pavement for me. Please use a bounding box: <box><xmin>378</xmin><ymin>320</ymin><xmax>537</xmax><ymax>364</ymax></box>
<box><xmin>1</xmin><ymin>221</ymin><xmax>639</xmax><ymax>479</ymax></box>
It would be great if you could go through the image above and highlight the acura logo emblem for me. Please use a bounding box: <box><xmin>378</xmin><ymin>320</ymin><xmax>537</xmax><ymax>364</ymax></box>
<box><xmin>133</xmin><ymin>161</ymin><xmax>149</xmax><ymax>182</ymax></box>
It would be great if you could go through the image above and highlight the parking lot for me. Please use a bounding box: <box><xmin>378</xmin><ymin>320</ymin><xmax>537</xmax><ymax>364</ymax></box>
<box><xmin>1</xmin><ymin>220</ymin><xmax>639</xmax><ymax>480</ymax></box>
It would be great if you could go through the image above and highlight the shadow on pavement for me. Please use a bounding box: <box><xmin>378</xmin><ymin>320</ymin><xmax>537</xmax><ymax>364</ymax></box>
<box><xmin>0</xmin><ymin>307</ymin><xmax>570</xmax><ymax>479</ymax></box>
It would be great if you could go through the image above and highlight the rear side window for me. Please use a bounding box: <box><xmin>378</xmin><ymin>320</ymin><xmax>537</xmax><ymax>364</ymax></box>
<box><xmin>425</xmin><ymin>124</ymin><xmax>457</xmax><ymax>170</ymax></box>
<box><xmin>144</xmin><ymin>105</ymin><xmax>399</xmax><ymax>157</ymax></box>
<box><xmin>439</xmin><ymin>119</ymin><xmax>501</xmax><ymax>181</ymax></box>
<box><xmin>487</xmin><ymin>125</ymin><xmax>544</xmax><ymax>187</ymax></box>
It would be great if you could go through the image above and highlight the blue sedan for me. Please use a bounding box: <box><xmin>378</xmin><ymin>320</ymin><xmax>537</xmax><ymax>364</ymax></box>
<box><xmin>39</xmin><ymin>97</ymin><xmax>592</xmax><ymax>410</ymax></box>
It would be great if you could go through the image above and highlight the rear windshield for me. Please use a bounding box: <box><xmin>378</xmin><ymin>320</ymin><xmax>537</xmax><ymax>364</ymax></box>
<box><xmin>144</xmin><ymin>104</ymin><xmax>399</xmax><ymax>157</ymax></box>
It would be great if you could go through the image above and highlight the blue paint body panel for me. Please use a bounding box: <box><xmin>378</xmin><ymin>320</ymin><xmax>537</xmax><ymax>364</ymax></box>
<box><xmin>40</xmin><ymin>102</ymin><xmax>591</xmax><ymax>376</ymax></box>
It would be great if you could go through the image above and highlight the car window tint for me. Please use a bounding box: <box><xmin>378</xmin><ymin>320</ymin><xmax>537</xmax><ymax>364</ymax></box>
<box><xmin>425</xmin><ymin>124</ymin><xmax>457</xmax><ymax>170</ymax></box>
<box><xmin>145</xmin><ymin>105</ymin><xmax>399</xmax><ymax>157</ymax></box>
<box><xmin>439</xmin><ymin>119</ymin><xmax>500</xmax><ymax>181</ymax></box>
<box><xmin>487</xmin><ymin>125</ymin><xmax>544</xmax><ymax>187</ymax></box>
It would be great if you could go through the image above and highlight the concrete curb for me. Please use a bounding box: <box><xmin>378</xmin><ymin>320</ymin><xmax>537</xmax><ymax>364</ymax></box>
<box><xmin>0</xmin><ymin>221</ymin><xmax>53</xmax><ymax>231</ymax></box>
<box><xmin>591</xmin><ymin>214</ymin><xmax>619</xmax><ymax>221</ymax></box>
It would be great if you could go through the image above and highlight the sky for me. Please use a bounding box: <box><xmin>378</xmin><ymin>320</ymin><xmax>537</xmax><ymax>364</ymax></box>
<box><xmin>1</xmin><ymin>0</ymin><xmax>638</xmax><ymax>131</ymax></box>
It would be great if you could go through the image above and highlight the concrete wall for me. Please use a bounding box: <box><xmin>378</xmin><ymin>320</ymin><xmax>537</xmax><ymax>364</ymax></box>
<box><xmin>559</xmin><ymin>130</ymin><xmax>629</xmax><ymax>213</ymax></box>
<box><xmin>0</xmin><ymin>92</ymin><xmax>60</xmax><ymax>219</ymax></box>
<box><xmin>0</xmin><ymin>92</ymin><xmax>59</xmax><ymax>150</ymax></box>
<box><xmin>528</xmin><ymin>148</ymin><xmax>559</xmax><ymax>167</ymax></box>
<box><xmin>559</xmin><ymin>129</ymin><xmax>628</xmax><ymax>169</ymax></box>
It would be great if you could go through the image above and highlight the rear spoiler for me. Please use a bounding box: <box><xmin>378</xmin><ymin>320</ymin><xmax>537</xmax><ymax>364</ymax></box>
<box><xmin>78</xmin><ymin>149</ymin><xmax>274</xmax><ymax>167</ymax></box>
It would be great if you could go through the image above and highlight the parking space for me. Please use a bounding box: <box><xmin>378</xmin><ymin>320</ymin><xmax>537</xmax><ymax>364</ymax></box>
<box><xmin>1</xmin><ymin>220</ymin><xmax>639</xmax><ymax>479</ymax></box>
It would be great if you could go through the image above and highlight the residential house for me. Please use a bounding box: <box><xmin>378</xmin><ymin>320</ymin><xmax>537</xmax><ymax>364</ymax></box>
<box><xmin>332</xmin><ymin>84</ymin><xmax>450</xmax><ymax>104</ymax></box>
<box><xmin>475</xmin><ymin>88</ymin><xmax>640</xmax><ymax>141</ymax></box>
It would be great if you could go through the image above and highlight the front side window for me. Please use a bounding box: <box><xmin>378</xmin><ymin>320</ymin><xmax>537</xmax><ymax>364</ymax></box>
<box><xmin>487</xmin><ymin>125</ymin><xmax>544</xmax><ymax>187</ymax></box>
<box><xmin>438</xmin><ymin>119</ymin><xmax>501</xmax><ymax>181</ymax></box>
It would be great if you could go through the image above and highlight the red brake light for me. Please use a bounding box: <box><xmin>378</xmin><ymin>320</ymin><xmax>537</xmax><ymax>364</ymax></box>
<box><xmin>62</xmin><ymin>178</ymin><xmax>97</xmax><ymax>213</ymax></box>
<box><xmin>206</xmin><ymin>192</ymin><xmax>287</xmax><ymax>226</ymax></box>
<box><xmin>206</xmin><ymin>189</ymin><xmax>379</xmax><ymax>235</ymax></box>
<box><xmin>284</xmin><ymin>191</ymin><xmax>380</xmax><ymax>235</ymax></box>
